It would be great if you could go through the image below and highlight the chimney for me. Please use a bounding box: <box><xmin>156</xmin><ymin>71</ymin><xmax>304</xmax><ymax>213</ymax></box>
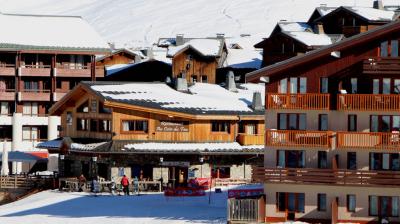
<box><xmin>251</xmin><ymin>92</ymin><xmax>263</xmax><ymax>111</ymax></box>
<box><xmin>175</xmin><ymin>77</ymin><xmax>188</xmax><ymax>92</ymax></box>
<box><xmin>108</xmin><ymin>42</ymin><xmax>116</xmax><ymax>50</ymax></box>
<box><xmin>176</xmin><ymin>34</ymin><xmax>184</xmax><ymax>46</ymax></box>
<box><xmin>225</xmin><ymin>71</ymin><xmax>237</xmax><ymax>92</ymax></box>
<box><xmin>134</xmin><ymin>54</ymin><xmax>142</xmax><ymax>63</ymax></box>
<box><xmin>216</xmin><ymin>33</ymin><xmax>225</xmax><ymax>39</ymax></box>
<box><xmin>314</xmin><ymin>22</ymin><xmax>324</xmax><ymax>34</ymax></box>
<box><xmin>373</xmin><ymin>0</ymin><xmax>384</xmax><ymax>10</ymax></box>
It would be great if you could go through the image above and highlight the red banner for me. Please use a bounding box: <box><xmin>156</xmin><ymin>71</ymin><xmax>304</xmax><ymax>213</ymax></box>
<box><xmin>228</xmin><ymin>189</ymin><xmax>264</xmax><ymax>198</ymax></box>
<box><xmin>164</xmin><ymin>187</ymin><xmax>206</xmax><ymax>197</ymax></box>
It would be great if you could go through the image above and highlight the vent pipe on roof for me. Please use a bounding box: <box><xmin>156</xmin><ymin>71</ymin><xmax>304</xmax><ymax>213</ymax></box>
<box><xmin>225</xmin><ymin>71</ymin><xmax>237</xmax><ymax>92</ymax></box>
<box><xmin>175</xmin><ymin>77</ymin><xmax>188</xmax><ymax>92</ymax></box>
<box><xmin>251</xmin><ymin>92</ymin><xmax>263</xmax><ymax>111</ymax></box>
<box><xmin>373</xmin><ymin>0</ymin><xmax>384</xmax><ymax>10</ymax></box>
<box><xmin>176</xmin><ymin>34</ymin><xmax>184</xmax><ymax>46</ymax></box>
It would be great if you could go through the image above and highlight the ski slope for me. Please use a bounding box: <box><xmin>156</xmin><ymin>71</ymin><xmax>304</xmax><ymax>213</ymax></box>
<box><xmin>0</xmin><ymin>0</ymin><xmax>398</xmax><ymax>48</ymax></box>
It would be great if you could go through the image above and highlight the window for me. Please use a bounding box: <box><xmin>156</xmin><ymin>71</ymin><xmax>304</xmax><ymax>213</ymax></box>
<box><xmin>373</xmin><ymin>79</ymin><xmax>380</xmax><ymax>94</ymax></box>
<box><xmin>277</xmin><ymin>192</ymin><xmax>305</xmax><ymax>213</ymax></box>
<box><xmin>121</xmin><ymin>120</ymin><xmax>148</xmax><ymax>133</ymax></box>
<box><xmin>318</xmin><ymin>194</ymin><xmax>327</xmax><ymax>211</ymax></box>
<box><xmin>348</xmin><ymin>115</ymin><xmax>357</xmax><ymax>132</ymax></box>
<box><xmin>370</xmin><ymin>115</ymin><xmax>400</xmax><ymax>132</ymax></box>
<box><xmin>99</xmin><ymin>120</ymin><xmax>111</xmax><ymax>132</ymax></box>
<box><xmin>347</xmin><ymin>152</ymin><xmax>357</xmax><ymax>170</ymax></box>
<box><xmin>90</xmin><ymin>99</ymin><xmax>97</xmax><ymax>113</ymax></box>
<box><xmin>23</xmin><ymin>102</ymin><xmax>38</xmax><ymax>116</ymax></box>
<box><xmin>0</xmin><ymin>102</ymin><xmax>10</xmax><ymax>115</ymax></box>
<box><xmin>69</xmin><ymin>80</ymin><xmax>79</xmax><ymax>89</ymax></box>
<box><xmin>24</xmin><ymin>80</ymin><xmax>39</xmax><ymax>91</ymax></box>
<box><xmin>279</xmin><ymin>78</ymin><xmax>287</xmax><ymax>93</ymax></box>
<box><xmin>350</xmin><ymin>78</ymin><xmax>357</xmax><ymax>94</ymax></box>
<box><xmin>191</xmin><ymin>75</ymin><xmax>197</xmax><ymax>83</ymax></box>
<box><xmin>0</xmin><ymin>126</ymin><xmax>12</xmax><ymax>140</ymax></box>
<box><xmin>22</xmin><ymin>126</ymin><xmax>46</xmax><ymax>141</ymax></box>
<box><xmin>347</xmin><ymin>195</ymin><xmax>356</xmax><ymax>212</ymax></box>
<box><xmin>285</xmin><ymin>77</ymin><xmax>307</xmax><ymax>94</ymax></box>
<box><xmin>77</xmin><ymin>118</ymin><xmax>89</xmax><ymax>131</ymax></box>
<box><xmin>318</xmin><ymin>151</ymin><xmax>328</xmax><ymax>169</ymax></box>
<box><xmin>392</xmin><ymin>40</ymin><xmax>399</xmax><ymax>57</ymax></box>
<box><xmin>370</xmin><ymin>196</ymin><xmax>399</xmax><ymax>217</ymax></box>
<box><xmin>318</xmin><ymin>114</ymin><xmax>328</xmax><ymax>131</ymax></box>
<box><xmin>320</xmin><ymin>78</ymin><xmax>328</xmax><ymax>93</ymax></box>
<box><xmin>56</xmin><ymin>79</ymin><xmax>62</xmax><ymax>89</ymax></box>
<box><xmin>238</xmin><ymin>121</ymin><xmax>257</xmax><ymax>134</ymax></box>
<box><xmin>278</xmin><ymin>113</ymin><xmax>306</xmax><ymax>130</ymax></box>
<box><xmin>90</xmin><ymin>119</ymin><xmax>98</xmax><ymax>132</ymax></box>
<box><xmin>77</xmin><ymin>100</ymin><xmax>89</xmax><ymax>113</ymax></box>
<box><xmin>211</xmin><ymin>121</ymin><xmax>230</xmax><ymax>133</ymax></box>
<box><xmin>211</xmin><ymin>166</ymin><xmax>230</xmax><ymax>178</ymax></box>
<box><xmin>383</xmin><ymin>78</ymin><xmax>391</xmax><ymax>94</ymax></box>
<box><xmin>381</xmin><ymin>41</ymin><xmax>388</xmax><ymax>57</ymax></box>
<box><xmin>66</xmin><ymin>112</ymin><xmax>73</xmax><ymax>125</ymax></box>
<box><xmin>201</xmin><ymin>75</ymin><xmax>208</xmax><ymax>83</ymax></box>
<box><xmin>394</xmin><ymin>79</ymin><xmax>400</xmax><ymax>94</ymax></box>
<box><xmin>370</xmin><ymin>153</ymin><xmax>400</xmax><ymax>171</ymax></box>
<box><xmin>277</xmin><ymin>150</ymin><xmax>305</xmax><ymax>168</ymax></box>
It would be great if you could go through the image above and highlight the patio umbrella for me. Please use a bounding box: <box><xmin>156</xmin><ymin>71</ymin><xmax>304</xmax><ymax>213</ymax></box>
<box><xmin>1</xmin><ymin>140</ymin><xmax>9</xmax><ymax>176</ymax></box>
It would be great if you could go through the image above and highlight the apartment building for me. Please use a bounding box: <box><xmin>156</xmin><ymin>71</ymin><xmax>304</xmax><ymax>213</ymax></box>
<box><xmin>247</xmin><ymin>20</ymin><xmax>400</xmax><ymax>223</ymax></box>
<box><xmin>0</xmin><ymin>12</ymin><xmax>109</xmax><ymax>173</ymax></box>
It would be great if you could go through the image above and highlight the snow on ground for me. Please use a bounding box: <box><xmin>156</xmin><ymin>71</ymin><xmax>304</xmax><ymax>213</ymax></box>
<box><xmin>0</xmin><ymin>189</ymin><xmax>229</xmax><ymax>224</ymax></box>
<box><xmin>0</xmin><ymin>0</ymin><xmax>398</xmax><ymax>48</ymax></box>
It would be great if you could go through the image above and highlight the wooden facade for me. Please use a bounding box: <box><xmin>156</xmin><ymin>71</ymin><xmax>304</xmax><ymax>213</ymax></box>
<box><xmin>96</xmin><ymin>49</ymin><xmax>139</xmax><ymax>67</ymax></box>
<box><xmin>248</xmin><ymin>21</ymin><xmax>400</xmax><ymax>223</ymax></box>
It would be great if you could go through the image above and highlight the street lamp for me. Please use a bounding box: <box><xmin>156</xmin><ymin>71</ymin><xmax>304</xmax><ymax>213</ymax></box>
<box><xmin>92</xmin><ymin>156</ymin><xmax>97</xmax><ymax>179</ymax></box>
<box><xmin>159</xmin><ymin>157</ymin><xmax>164</xmax><ymax>188</ymax></box>
<box><xmin>199</xmin><ymin>157</ymin><xmax>204</xmax><ymax>178</ymax></box>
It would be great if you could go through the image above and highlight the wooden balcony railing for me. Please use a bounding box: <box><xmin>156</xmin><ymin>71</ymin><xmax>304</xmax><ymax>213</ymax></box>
<box><xmin>337</xmin><ymin>94</ymin><xmax>400</xmax><ymax>111</ymax></box>
<box><xmin>237</xmin><ymin>133</ymin><xmax>264</xmax><ymax>145</ymax></box>
<box><xmin>0</xmin><ymin>64</ymin><xmax>16</xmax><ymax>76</ymax></box>
<box><xmin>266</xmin><ymin>93</ymin><xmax>330</xmax><ymax>110</ymax></box>
<box><xmin>20</xmin><ymin>65</ymin><xmax>51</xmax><ymax>77</ymax></box>
<box><xmin>265</xmin><ymin>130</ymin><xmax>331</xmax><ymax>148</ymax></box>
<box><xmin>19</xmin><ymin>90</ymin><xmax>50</xmax><ymax>101</ymax></box>
<box><xmin>252</xmin><ymin>167</ymin><xmax>400</xmax><ymax>187</ymax></box>
<box><xmin>0</xmin><ymin>89</ymin><xmax>15</xmax><ymax>101</ymax></box>
<box><xmin>363</xmin><ymin>57</ymin><xmax>400</xmax><ymax>75</ymax></box>
<box><xmin>56</xmin><ymin>65</ymin><xmax>91</xmax><ymax>77</ymax></box>
<box><xmin>337</xmin><ymin>132</ymin><xmax>400</xmax><ymax>150</ymax></box>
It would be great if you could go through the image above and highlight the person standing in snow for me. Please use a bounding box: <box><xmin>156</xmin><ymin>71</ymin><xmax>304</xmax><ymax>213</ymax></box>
<box><xmin>121</xmin><ymin>175</ymin><xmax>130</xmax><ymax>195</ymax></box>
<box><xmin>78</xmin><ymin>174</ymin><xmax>86</xmax><ymax>192</ymax></box>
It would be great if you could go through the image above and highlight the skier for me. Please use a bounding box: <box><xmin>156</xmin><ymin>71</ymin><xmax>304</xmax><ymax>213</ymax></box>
<box><xmin>121</xmin><ymin>175</ymin><xmax>130</xmax><ymax>196</ymax></box>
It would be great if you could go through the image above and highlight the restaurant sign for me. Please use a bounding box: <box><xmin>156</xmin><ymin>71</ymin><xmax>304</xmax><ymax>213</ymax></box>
<box><xmin>161</xmin><ymin>161</ymin><xmax>190</xmax><ymax>167</ymax></box>
<box><xmin>156</xmin><ymin>121</ymin><xmax>189</xmax><ymax>132</ymax></box>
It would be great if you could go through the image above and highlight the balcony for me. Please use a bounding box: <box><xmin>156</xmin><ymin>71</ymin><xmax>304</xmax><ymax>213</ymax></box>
<box><xmin>95</xmin><ymin>66</ymin><xmax>105</xmax><ymax>77</ymax></box>
<box><xmin>0</xmin><ymin>89</ymin><xmax>15</xmax><ymax>101</ymax></box>
<box><xmin>265</xmin><ymin>130</ymin><xmax>332</xmax><ymax>148</ymax></box>
<box><xmin>252</xmin><ymin>167</ymin><xmax>400</xmax><ymax>187</ymax></box>
<box><xmin>237</xmin><ymin>134</ymin><xmax>264</xmax><ymax>145</ymax></box>
<box><xmin>20</xmin><ymin>65</ymin><xmax>51</xmax><ymax>77</ymax></box>
<box><xmin>363</xmin><ymin>57</ymin><xmax>400</xmax><ymax>75</ymax></box>
<box><xmin>266</xmin><ymin>93</ymin><xmax>330</xmax><ymax>110</ymax></box>
<box><xmin>19</xmin><ymin>90</ymin><xmax>50</xmax><ymax>101</ymax></box>
<box><xmin>337</xmin><ymin>94</ymin><xmax>400</xmax><ymax>111</ymax></box>
<box><xmin>337</xmin><ymin>132</ymin><xmax>400</xmax><ymax>150</ymax></box>
<box><xmin>0</xmin><ymin>64</ymin><xmax>16</xmax><ymax>76</ymax></box>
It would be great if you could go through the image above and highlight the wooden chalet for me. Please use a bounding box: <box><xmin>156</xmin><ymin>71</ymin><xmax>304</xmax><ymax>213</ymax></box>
<box><xmin>247</xmin><ymin>20</ymin><xmax>400</xmax><ymax>223</ymax></box>
<box><xmin>254</xmin><ymin>21</ymin><xmax>344</xmax><ymax>66</ymax></box>
<box><xmin>159</xmin><ymin>34</ymin><xmax>227</xmax><ymax>84</ymax></box>
<box><xmin>38</xmin><ymin>80</ymin><xmax>265</xmax><ymax>187</ymax></box>
<box><xmin>313</xmin><ymin>4</ymin><xmax>397</xmax><ymax>37</ymax></box>
<box><xmin>96</xmin><ymin>48</ymin><xmax>142</xmax><ymax>68</ymax></box>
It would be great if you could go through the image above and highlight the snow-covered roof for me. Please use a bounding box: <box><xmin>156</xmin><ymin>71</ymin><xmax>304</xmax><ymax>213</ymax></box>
<box><xmin>167</xmin><ymin>39</ymin><xmax>223</xmax><ymax>58</ymax></box>
<box><xmin>37</xmin><ymin>138</ymin><xmax>108</xmax><ymax>151</ymax></box>
<box><xmin>284</xmin><ymin>31</ymin><xmax>335</xmax><ymax>47</ymax></box>
<box><xmin>85</xmin><ymin>82</ymin><xmax>265</xmax><ymax>115</ymax></box>
<box><xmin>278</xmin><ymin>22</ymin><xmax>311</xmax><ymax>32</ymax></box>
<box><xmin>0</xmin><ymin>12</ymin><xmax>109</xmax><ymax>52</ymax></box>
<box><xmin>345</xmin><ymin>6</ymin><xmax>395</xmax><ymax>22</ymax></box>
<box><xmin>223</xmin><ymin>49</ymin><xmax>262</xmax><ymax>69</ymax></box>
<box><xmin>124</xmin><ymin>142</ymin><xmax>264</xmax><ymax>154</ymax></box>
<box><xmin>316</xmin><ymin>6</ymin><xmax>337</xmax><ymax>17</ymax></box>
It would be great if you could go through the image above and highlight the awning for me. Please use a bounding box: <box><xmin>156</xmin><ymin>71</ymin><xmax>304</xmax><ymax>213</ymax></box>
<box><xmin>0</xmin><ymin>151</ymin><xmax>48</xmax><ymax>162</ymax></box>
